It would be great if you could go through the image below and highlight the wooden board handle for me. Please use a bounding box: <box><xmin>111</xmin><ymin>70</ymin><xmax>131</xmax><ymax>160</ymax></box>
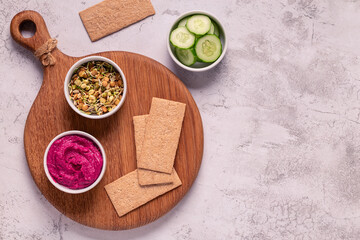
<box><xmin>10</xmin><ymin>10</ymin><xmax>52</xmax><ymax>53</ymax></box>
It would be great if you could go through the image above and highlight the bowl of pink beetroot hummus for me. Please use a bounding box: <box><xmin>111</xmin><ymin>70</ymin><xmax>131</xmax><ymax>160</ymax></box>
<box><xmin>44</xmin><ymin>130</ymin><xmax>106</xmax><ymax>194</ymax></box>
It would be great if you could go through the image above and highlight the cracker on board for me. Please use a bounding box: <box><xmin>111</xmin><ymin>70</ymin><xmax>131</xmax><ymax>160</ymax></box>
<box><xmin>137</xmin><ymin>168</ymin><xmax>174</xmax><ymax>186</ymax></box>
<box><xmin>133</xmin><ymin>114</ymin><xmax>174</xmax><ymax>185</ymax></box>
<box><xmin>133</xmin><ymin>115</ymin><xmax>148</xmax><ymax>157</ymax></box>
<box><xmin>79</xmin><ymin>0</ymin><xmax>155</xmax><ymax>41</ymax></box>
<box><xmin>137</xmin><ymin>98</ymin><xmax>186</xmax><ymax>174</ymax></box>
<box><xmin>104</xmin><ymin>169</ymin><xmax>181</xmax><ymax>217</ymax></box>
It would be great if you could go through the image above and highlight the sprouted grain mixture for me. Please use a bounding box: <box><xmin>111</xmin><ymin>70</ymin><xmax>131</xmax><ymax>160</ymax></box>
<box><xmin>68</xmin><ymin>61</ymin><xmax>124</xmax><ymax>115</ymax></box>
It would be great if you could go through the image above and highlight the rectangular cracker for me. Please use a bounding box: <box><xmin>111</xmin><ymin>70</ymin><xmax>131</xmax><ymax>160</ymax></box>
<box><xmin>133</xmin><ymin>114</ymin><xmax>174</xmax><ymax>185</ymax></box>
<box><xmin>133</xmin><ymin>115</ymin><xmax>148</xmax><ymax>157</ymax></box>
<box><xmin>138</xmin><ymin>98</ymin><xmax>186</xmax><ymax>174</ymax></box>
<box><xmin>104</xmin><ymin>169</ymin><xmax>181</xmax><ymax>217</ymax></box>
<box><xmin>137</xmin><ymin>168</ymin><xmax>174</xmax><ymax>186</ymax></box>
<box><xmin>79</xmin><ymin>0</ymin><xmax>155</xmax><ymax>41</ymax></box>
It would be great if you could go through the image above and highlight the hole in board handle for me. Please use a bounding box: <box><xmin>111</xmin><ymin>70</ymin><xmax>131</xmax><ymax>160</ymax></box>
<box><xmin>19</xmin><ymin>20</ymin><xmax>36</xmax><ymax>38</ymax></box>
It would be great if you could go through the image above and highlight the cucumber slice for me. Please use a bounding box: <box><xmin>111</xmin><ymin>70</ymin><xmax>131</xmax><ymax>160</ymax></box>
<box><xmin>178</xmin><ymin>17</ymin><xmax>188</xmax><ymax>27</ymax></box>
<box><xmin>208</xmin><ymin>23</ymin><xmax>215</xmax><ymax>34</ymax></box>
<box><xmin>175</xmin><ymin>48</ymin><xmax>196</xmax><ymax>66</ymax></box>
<box><xmin>208</xmin><ymin>22</ymin><xmax>220</xmax><ymax>37</ymax></box>
<box><xmin>195</xmin><ymin>35</ymin><xmax>222</xmax><ymax>63</ymax></box>
<box><xmin>170</xmin><ymin>27</ymin><xmax>195</xmax><ymax>49</ymax></box>
<box><xmin>213</xmin><ymin>22</ymin><xmax>220</xmax><ymax>37</ymax></box>
<box><xmin>186</xmin><ymin>15</ymin><xmax>211</xmax><ymax>35</ymax></box>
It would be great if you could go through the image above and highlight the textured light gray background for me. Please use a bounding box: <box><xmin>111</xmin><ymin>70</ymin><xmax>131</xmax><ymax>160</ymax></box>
<box><xmin>1</xmin><ymin>0</ymin><xmax>360</xmax><ymax>239</ymax></box>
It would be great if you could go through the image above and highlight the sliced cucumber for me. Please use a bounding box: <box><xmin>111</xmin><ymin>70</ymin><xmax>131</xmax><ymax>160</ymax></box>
<box><xmin>170</xmin><ymin>27</ymin><xmax>195</xmax><ymax>49</ymax></box>
<box><xmin>175</xmin><ymin>48</ymin><xmax>196</xmax><ymax>66</ymax></box>
<box><xmin>186</xmin><ymin>15</ymin><xmax>211</xmax><ymax>35</ymax></box>
<box><xmin>195</xmin><ymin>34</ymin><xmax>222</xmax><ymax>63</ymax></box>
<box><xmin>178</xmin><ymin>17</ymin><xmax>188</xmax><ymax>27</ymax></box>
<box><xmin>213</xmin><ymin>22</ymin><xmax>220</xmax><ymax>37</ymax></box>
<box><xmin>208</xmin><ymin>22</ymin><xmax>220</xmax><ymax>37</ymax></box>
<box><xmin>208</xmin><ymin>23</ymin><xmax>215</xmax><ymax>34</ymax></box>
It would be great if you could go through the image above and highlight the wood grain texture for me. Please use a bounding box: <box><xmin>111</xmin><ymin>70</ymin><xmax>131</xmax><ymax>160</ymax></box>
<box><xmin>11</xmin><ymin>11</ymin><xmax>203</xmax><ymax>230</ymax></box>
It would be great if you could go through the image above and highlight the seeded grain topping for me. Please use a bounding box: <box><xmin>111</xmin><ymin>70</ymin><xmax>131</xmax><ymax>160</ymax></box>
<box><xmin>68</xmin><ymin>61</ymin><xmax>124</xmax><ymax>115</ymax></box>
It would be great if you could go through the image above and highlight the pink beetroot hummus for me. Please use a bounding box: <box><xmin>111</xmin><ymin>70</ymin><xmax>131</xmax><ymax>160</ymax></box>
<box><xmin>47</xmin><ymin>135</ymin><xmax>103</xmax><ymax>189</ymax></box>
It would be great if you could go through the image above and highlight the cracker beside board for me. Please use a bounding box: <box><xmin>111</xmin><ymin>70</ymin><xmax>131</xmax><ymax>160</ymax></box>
<box><xmin>11</xmin><ymin>11</ymin><xmax>203</xmax><ymax>230</ymax></box>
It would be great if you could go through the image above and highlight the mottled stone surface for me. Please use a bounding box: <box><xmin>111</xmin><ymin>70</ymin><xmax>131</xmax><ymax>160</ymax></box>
<box><xmin>1</xmin><ymin>0</ymin><xmax>360</xmax><ymax>239</ymax></box>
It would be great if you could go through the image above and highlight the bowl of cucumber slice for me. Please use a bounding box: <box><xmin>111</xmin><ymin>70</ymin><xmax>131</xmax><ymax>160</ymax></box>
<box><xmin>167</xmin><ymin>10</ymin><xmax>227</xmax><ymax>72</ymax></box>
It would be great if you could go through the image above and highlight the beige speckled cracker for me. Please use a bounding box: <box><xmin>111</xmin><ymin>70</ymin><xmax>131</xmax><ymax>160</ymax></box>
<box><xmin>133</xmin><ymin>115</ymin><xmax>148</xmax><ymax>157</ymax></box>
<box><xmin>79</xmin><ymin>0</ymin><xmax>155</xmax><ymax>41</ymax></box>
<box><xmin>133</xmin><ymin>114</ymin><xmax>174</xmax><ymax>185</ymax></box>
<box><xmin>104</xmin><ymin>169</ymin><xmax>181</xmax><ymax>217</ymax></box>
<box><xmin>138</xmin><ymin>98</ymin><xmax>186</xmax><ymax>174</ymax></box>
<box><xmin>137</xmin><ymin>168</ymin><xmax>174</xmax><ymax>186</ymax></box>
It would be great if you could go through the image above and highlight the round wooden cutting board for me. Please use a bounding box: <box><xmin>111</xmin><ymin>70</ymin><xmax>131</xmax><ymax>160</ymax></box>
<box><xmin>11</xmin><ymin>11</ymin><xmax>203</xmax><ymax>230</ymax></box>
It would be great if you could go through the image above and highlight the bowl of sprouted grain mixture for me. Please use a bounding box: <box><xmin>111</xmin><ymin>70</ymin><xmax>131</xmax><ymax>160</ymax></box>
<box><xmin>64</xmin><ymin>56</ymin><xmax>127</xmax><ymax>119</ymax></box>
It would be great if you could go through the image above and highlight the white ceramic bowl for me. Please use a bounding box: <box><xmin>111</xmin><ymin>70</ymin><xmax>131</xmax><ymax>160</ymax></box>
<box><xmin>43</xmin><ymin>130</ymin><xmax>106</xmax><ymax>194</ymax></box>
<box><xmin>167</xmin><ymin>10</ymin><xmax>228</xmax><ymax>72</ymax></box>
<box><xmin>64</xmin><ymin>56</ymin><xmax>127</xmax><ymax>119</ymax></box>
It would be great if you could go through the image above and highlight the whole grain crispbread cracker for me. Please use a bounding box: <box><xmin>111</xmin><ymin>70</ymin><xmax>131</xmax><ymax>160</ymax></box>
<box><xmin>133</xmin><ymin>114</ymin><xmax>174</xmax><ymax>185</ymax></box>
<box><xmin>104</xmin><ymin>169</ymin><xmax>182</xmax><ymax>217</ymax></box>
<box><xmin>79</xmin><ymin>0</ymin><xmax>155</xmax><ymax>41</ymax></box>
<box><xmin>137</xmin><ymin>168</ymin><xmax>174</xmax><ymax>186</ymax></box>
<box><xmin>133</xmin><ymin>114</ymin><xmax>148</xmax><ymax>157</ymax></box>
<box><xmin>138</xmin><ymin>98</ymin><xmax>186</xmax><ymax>174</ymax></box>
